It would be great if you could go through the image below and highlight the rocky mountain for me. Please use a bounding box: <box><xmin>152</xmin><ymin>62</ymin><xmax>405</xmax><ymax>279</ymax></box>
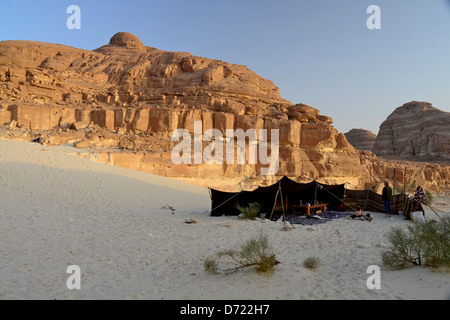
<box><xmin>344</xmin><ymin>129</ymin><xmax>377</xmax><ymax>151</ymax></box>
<box><xmin>0</xmin><ymin>33</ymin><xmax>449</xmax><ymax>192</ymax></box>
<box><xmin>373</xmin><ymin>101</ymin><xmax>450</xmax><ymax>162</ymax></box>
<box><xmin>0</xmin><ymin>32</ymin><xmax>288</xmax><ymax>114</ymax></box>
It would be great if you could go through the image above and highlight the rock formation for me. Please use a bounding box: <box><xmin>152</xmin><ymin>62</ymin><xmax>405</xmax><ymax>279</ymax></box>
<box><xmin>344</xmin><ymin>129</ymin><xmax>377</xmax><ymax>151</ymax></box>
<box><xmin>1</xmin><ymin>39</ymin><xmax>286</xmax><ymax>109</ymax></box>
<box><xmin>0</xmin><ymin>34</ymin><xmax>449</xmax><ymax>192</ymax></box>
<box><xmin>373</xmin><ymin>101</ymin><xmax>450</xmax><ymax>161</ymax></box>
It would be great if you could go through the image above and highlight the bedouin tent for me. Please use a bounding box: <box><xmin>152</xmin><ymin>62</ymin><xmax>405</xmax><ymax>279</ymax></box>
<box><xmin>344</xmin><ymin>189</ymin><xmax>406</xmax><ymax>213</ymax></box>
<box><xmin>209</xmin><ymin>176</ymin><xmax>345</xmax><ymax>217</ymax></box>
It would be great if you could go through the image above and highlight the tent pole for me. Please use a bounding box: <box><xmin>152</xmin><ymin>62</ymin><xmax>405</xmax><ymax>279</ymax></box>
<box><xmin>402</xmin><ymin>167</ymin><xmax>406</xmax><ymax>214</ymax></box>
<box><xmin>314</xmin><ymin>182</ymin><xmax>318</xmax><ymax>205</ymax></box>
<box><xmin>269</xmin><ymin>187</ymin><xmax>280</xmax><ymax>221</ymax></box>
<box><xmin>392</xmin><ymin>169</ymin><xmax>396</xmax><ymax>213</ymax></box>
<box><xmin>279</xmin><ymin>182</ymin><xmax>286</xmax><ymax>221</ymax></box>
<box><xmin>402</xmin><ymin>167</ymin><xmax>407</xmax><ymax>214</ymax></box>
<box><xmin>285</xmin><ymin>194</ymin><xmax>288</xmax><ymax>216</ymax></box>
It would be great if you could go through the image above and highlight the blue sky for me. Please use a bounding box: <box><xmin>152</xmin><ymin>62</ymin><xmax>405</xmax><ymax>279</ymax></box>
<box><xmin>1</xmin><ymin>0</ymin><xmax>449</xmax><ymax>134</ymax></box>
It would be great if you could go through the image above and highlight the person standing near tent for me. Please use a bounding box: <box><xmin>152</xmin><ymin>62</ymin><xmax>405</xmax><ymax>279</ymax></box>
<box><xmin>382</xmin><ymin>181</ymin><xmax>393</xmax><ymax>218</ymax></box>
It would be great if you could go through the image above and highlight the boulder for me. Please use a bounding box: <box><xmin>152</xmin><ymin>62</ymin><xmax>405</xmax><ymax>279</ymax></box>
<box><xmin>71</xmin><ymin>121</ymin><xmax>87</xmax><ymax>131</ymax></box>
<box><xmin>344</xmin><ymin>128</ymin><xmax>377</xmax><ymax>151</ymax></box>
<box><xmin>373</xmin><ymin>101</ymin><xmax>450</xmax><ymax>160</ymax></box>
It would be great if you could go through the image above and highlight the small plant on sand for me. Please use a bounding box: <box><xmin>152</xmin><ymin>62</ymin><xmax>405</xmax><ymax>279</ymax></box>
<box><xmin>204</xmin><ymin>230</ymin><xmax>279</xmax><ymax>276</ymax></box>
<box><xmin>236</xmin><ymin>202</ymin><xmax>261</xmax><ymax>220</ymax></box>
<box><xmin>303</xmin><ymin>256</ymin><xmax>320</xmax><ymax>270</ymax></box>
<box><xmin>423</xmin><ymin>190</ymin><xmax>434</xmax><ymax>206</ymax></box>
<box><xmin>381</xmin><ymin>216</ymin><xmax>450</xmax><ymax>270</ymax></box>
<box><xmin>160</xmin><ymin>204</ymin><xmax>176</xmax><ymax>215</ymax></box>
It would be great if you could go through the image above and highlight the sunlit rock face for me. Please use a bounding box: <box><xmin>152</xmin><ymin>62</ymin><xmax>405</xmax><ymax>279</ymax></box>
<box><xmin>1</xmin><ymin>34</ymin><xmax>449</xmax><ymax>192</ymax></box>
<box><xmin>345</xmin><ymin>128</ymin><xmax>377</xmax><ymax>152</ymax></box>
<box><xmin>373</xmin><ymin>101</ymin><xmax>450</xmax><ymax>161</ymax></box>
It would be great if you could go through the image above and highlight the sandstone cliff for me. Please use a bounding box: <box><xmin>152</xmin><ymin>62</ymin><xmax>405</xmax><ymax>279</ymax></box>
<box><xmin>0</xmin><ymin>33</ymin><xmax>448</xmax><ymax>192</ymax></box>
<box><xmin>373</xmin><ymin>101</ymin><xmax>450</xmax><ymax>162</ymax></box>
<box><xmin>0</xmin><ymin>32</ymin><xmax>288</xmax><ymax>114</ymax></box>
<box><xmin>344</xmin><ymin>129</ymin><xmax>377</xmax><ymax>151</ymax></box>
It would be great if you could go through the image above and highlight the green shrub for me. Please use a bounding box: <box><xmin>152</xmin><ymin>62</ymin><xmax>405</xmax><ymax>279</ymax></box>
<box><xmin>303</xmin><ymin>256</ymin><xmax>320</xmax><ymax>270</ymax></box>
<box><xmin>423</xmin><ymin>190</ymin><xmax>434</xmax><ymax>206</ymax></box>
<box><xmin>204</xmin><ymin>231</ymin><xmax>279</xmax><ymax>275</ymax></box>
<box><xmin>421</xmin><ymin>216</ymin><xmax>450</xmax><ymax>267</ymax></box>
<box><xmin>236</xmin><ymin>202</ymin><xmax>261</xmax><ymax>220</ymax></box>
<box><xmin>382</xmin><ymin>216</ymin><xmax>450</xmax><ymax>269</ymax></box>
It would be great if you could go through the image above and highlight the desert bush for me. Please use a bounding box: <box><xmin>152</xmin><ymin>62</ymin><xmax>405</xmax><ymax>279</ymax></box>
<box><xmin>423</xmin><ymin>190</ymin><xmax>434</xmax><ymax>206</ymax></box>
<box><xmin>382</xmin><ymin>216</ymin><xmax>450</xmax><ymax>269</ymax></box>
<box><xmin>421</xmin><ymin>216</ymin><xmax>450</xmax><ymax>267</ymax></box>
<box><xmin>204</xmin><ymin>230</ymin><xmax>279</xmax><ymax>275</ymax></box>
<box><xmin>236</xmin><ymin>202</ymin><xmax>261</xmax><ymax>220</ymax></box>
<box><xmin>381</xmin><ymin>224</ymin><xmax>426</xmax><ymax>269</ymax></box>
<box><xmin>303</xmin><ymin>256</ymin><xmax>320</xmax><ymax>270</ymax></box>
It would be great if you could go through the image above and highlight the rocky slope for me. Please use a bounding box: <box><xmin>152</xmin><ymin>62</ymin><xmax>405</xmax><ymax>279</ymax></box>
<box><xmin>373</xmin><ymin>101</ymin><xmax>450</xmax><ymax>162</ymax></box>
<box><xmin>0</xmin><ymin>32</ymin><xmax>288</xmax><ymax>113</ymax></box>
<box><xmin>0</xmin><ymin>33</ymin><xmax>448</xmax><ymax>192</ymax></box>
<box><xmin>344</xmin><ymin>128</ymin><xmax>377</xmax><ymax>151</ymax></box>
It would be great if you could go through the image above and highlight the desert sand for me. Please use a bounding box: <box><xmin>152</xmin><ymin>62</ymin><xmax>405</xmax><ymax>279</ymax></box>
<box><xmin>0</xmin><ymin>138</ymin><xmax>448</xmax><ymax>300</ymax></box>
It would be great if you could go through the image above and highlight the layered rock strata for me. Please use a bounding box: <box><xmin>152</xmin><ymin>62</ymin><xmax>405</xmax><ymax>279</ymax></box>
<box><xmin>0</xmin><ymin>34</ymin><xmax>448</xmax><ymax>192</ymax></box>
<box><xmin>345</xmin><ymin>128</ymin><xmax>377</xmax><ymax>151</ymax></box>
<box><xmin>373</xmin><ymin>101</ymin><xmax>450</xmax><ymax>161</ymax></box>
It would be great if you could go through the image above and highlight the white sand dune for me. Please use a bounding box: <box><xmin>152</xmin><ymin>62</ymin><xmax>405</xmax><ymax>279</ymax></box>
<box><xmin>0</xmin><ymin>139</ymin><xmax>448</xmax><ymax>300</ymax></box>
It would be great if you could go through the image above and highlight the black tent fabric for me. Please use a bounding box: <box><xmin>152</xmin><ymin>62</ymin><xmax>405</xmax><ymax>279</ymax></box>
<box><xmin>209</xmin><ymin>176</ymin><xmax>345</xmax><ymax>217</ymax></box>
<box><xmin>344</xmin><ymin>189</ymin><xmax>405</xmax><ymax>213</ymax></box>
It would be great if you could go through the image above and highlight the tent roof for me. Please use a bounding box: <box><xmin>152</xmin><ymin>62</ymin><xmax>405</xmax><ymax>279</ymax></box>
<box><xmin>210</xmin><ymin>176</ymin><xmax>345</xmax><ymax>193</ymax></box>
<box><xmin>209</xmin><ymin>177</ymin><xmax>346</xmax><ymax>216</ymax></box>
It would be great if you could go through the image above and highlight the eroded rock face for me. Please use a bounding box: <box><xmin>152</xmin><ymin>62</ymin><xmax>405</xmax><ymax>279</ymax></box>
<box><xmin>0</xmin><ymin>34</ymin><xmax>448</xmax><ymax>192</ymax></box>
<box><xmin>345</xmin><ymin>129</ymin><xmax>377</xmax><ymax>151</ymax></box>
<box><xmin>373</xmin><ymin>101</ymin><xmax>450</xmax><ymax>161</ymax></box>
<box><xmin>108</xmin><ymin>32</ymin><xmax>144</xmax><ymax>48</ymax></box>
<box><xmin>0</xmin><ymin>32</ymin><xmax>288</xmax><ymax>111</ymax></box>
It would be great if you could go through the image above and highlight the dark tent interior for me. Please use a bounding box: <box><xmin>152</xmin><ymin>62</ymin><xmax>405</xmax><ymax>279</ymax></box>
<box><xmin>209</xmin><ymin>176</ymin><xmax>345</xmax><ymax>217</ymax></box>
